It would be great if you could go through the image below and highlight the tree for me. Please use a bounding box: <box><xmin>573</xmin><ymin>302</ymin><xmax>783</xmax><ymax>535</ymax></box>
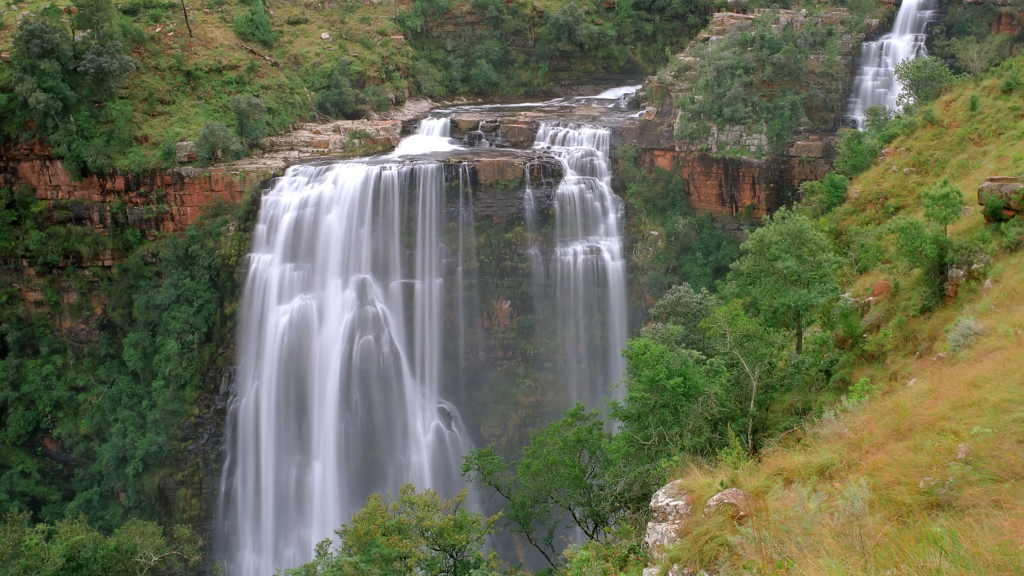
<box><xmin>701</xmin><ymin>301</ymin><xmax>783</xmax><ymax>453</ymax></box>
<box><xmin>231</xmin><ymin>95</ymin><xmax>268</xmax><ymax>146</ymax></box>
<box><xmin>463</xmin><ymin>405</ymin><xmax>620</xmax><ymax>566</ymax></box>
<box><xmin>611</xmin><ymin>338</ymin><xmax>731</xmax><ymax>461</ymax></box>
<box><xmin>726</xmin><ymin>208</ymin><xmax>842</xmax><ymax>353</ymax></box>
<box><xmin>641</xmin><ymin>282</ymin><xmax>722</xmax><ymax>356</ymax></box>
<box><xmin>287</xmin><ymin>485</ymin><xmax>498</xmax><ymax>576</ymax></box>
<box><xmin>951</xmin><ymin>35</ymin><xmax>1005</xmax><ymax>78</ymax></box>
<box><xmin>895</xmin><ymin>56</ymin><xmax>956</xmax><ymax>109</ymax></box>
<box><xmin>316</xmin><ymin>58</ymin><xmax>359</xmax><ymax>119</ymax></box>
<box><xmin>920</xmin><ymin>177</ymin><xmax>964</xmax><ymax>236</ymax></box>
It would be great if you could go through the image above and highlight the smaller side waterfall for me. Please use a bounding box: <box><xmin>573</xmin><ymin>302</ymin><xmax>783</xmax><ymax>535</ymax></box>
<box><xmin>845</xmin><ymin>0</ymin><xmax>942</xmax><ymax>128</ymax></box>
<box><xmin>533</xmin><ymin>123</ymin><xmax>628</xmax><ymax>409</ymax></box>
<box><xmin>392</xmin><ymin>117</ymin><xmax>462</xmax><ymax>155</ymax></box>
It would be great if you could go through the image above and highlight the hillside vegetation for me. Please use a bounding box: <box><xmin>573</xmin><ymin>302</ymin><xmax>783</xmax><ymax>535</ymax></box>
<box><xmin>640</xmin><ymin>58</ymin><xmax>1024</xmax><ymax>576</ymax></box>
<box><xmin>0</xmin><ymin>0</ymin><xmax>709</xmax><ymax>172</ymax></box>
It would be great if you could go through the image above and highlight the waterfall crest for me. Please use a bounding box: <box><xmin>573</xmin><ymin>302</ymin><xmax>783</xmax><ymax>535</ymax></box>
<box><xmin>845</xmin><ymin>0</ymin><xmax>942</xmax><ymax>128</ymax></box>
<box><xmin>534</xmin><ymin>123</ymin><xmax>628</xmax><ymax>408</ymax></box>
<box><xmin>220</xmin><ymin>161</ymin><xmax>473</xmax><ymax>576</ymax></box>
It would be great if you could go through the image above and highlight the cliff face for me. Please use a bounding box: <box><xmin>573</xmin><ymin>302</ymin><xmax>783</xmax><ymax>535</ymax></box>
<box><xmin>621</xmin><ymin>106</ymin><xmax>836</xmax><ymax>218</ymax></box>
<box><xmin>621</xmin><ymin>7</ymin><xmax>879</xmax><ymax>218</ymax></box>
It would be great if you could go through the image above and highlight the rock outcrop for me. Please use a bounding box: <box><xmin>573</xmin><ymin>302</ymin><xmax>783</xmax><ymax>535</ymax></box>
<box><xmin>977</xmin><ymin>176</ymin><xmax>1023</xmax><ymax>222</ymax></box>
<box><xmin>643</xmin><ymin>480</ymin><xmax>692</xmax><ymax>562</ymax></box>
<box><xmin>704</xmin><ymin>488</ymin><xmax>753</xmax><ymax>519</ymax></box>
<box><xmin>623</xmin><ymin>6</ymin><xmax>875</xmax><ymax>218</ymax></box>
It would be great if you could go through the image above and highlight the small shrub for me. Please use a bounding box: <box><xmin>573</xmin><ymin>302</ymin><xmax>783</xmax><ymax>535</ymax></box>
<box><xmin>821</xmin><ymin>172</ymin><xmax>849</xmax><ymax>212</ymax></box>
<box><xmin>981</xmin><ymin>192</ymin><xmax>1013</xmax><ymax>223</ymax></box>
<box><xmin>946</xmin><ymin>315</ymin><xmax>982</xmax><ymax>353</ymax></box>
<box><xmin>196</xmin><ymin>122</ymin><xmax>245</xmax><ymax>164</ymax></box>
<box><xmin>1001</xmin><ymin>70</ymin><xmax>1022</xmax><ymax>93</ymax></box>
<box><xmin>231</xmin><ymin>95</ymin><xmax>268</xmax><ymax>146</ymax></box>
<box><xmin>349</xmin><ymin>129</ymin><xmax>373</xmax><ymax>139</ymax></box>
<box><xmin>1002</xmin><ymin>218</ymin><xmax>1024</xmax><ymax>251</ymax></box>
<box><xmin>847</xmin><ymin>378</ymin><xmax>876</xmax><ymax>403</ymax></box>
<box><xmin>920</xmin><ymin>106</ymin><xmax>937</xmax><ymax>125</ymax></box>
<box><xmin>233</xmin><ymin>2</ymin><xmax>278</xmax><ymax>47</ymax></box>
<box><xmin>968</xmin><ymin>94</ymin><xmax>979</xmax><ymax>112</ymax></box>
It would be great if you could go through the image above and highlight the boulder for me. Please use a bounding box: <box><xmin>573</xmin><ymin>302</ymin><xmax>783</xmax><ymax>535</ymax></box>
<box><xmin>703</xmin><ymin>487</ymin><xmax>753</xmax><ymax>519</ymax></box>
<box><xmin>320</xmin><ymin>32</ymin><xmax>331</xmax><ymax>41</ymax></box>
<box><xmin>871</xmin><ymin>280</ymin><xmax>891</xmax><ymax>298</ymax></box>
<box><xmin>175</xmin><ymin>141</ymin><xmax>198</xmax><ymax>164</ymax></box>
<box><xmin>977</xmin><ymin>177</ymin><xmax>1023</xmax><ymax>221</ymax></box>
<box><xmin>642</xmin><ymin>480</ymin><xmax>691</xmax><ymax>562</ymax></box>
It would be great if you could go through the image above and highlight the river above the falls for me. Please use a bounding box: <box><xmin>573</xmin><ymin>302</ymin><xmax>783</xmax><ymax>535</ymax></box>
<box><xmin>219</xmin><ymin>85</ymin><xmax>641</xmax><ymax>576</ymax></box>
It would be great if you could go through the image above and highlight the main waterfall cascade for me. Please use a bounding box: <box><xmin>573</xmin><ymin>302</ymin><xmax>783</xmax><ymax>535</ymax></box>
<box><xmin>220</xmin><ymin>159</ymin><xmax>474</xmax><ymax>576</ymax></box>
<box><xmin>845</xmin><ymin>0</ymin><xmax>942</xmax><ymax>128</ymax></box>
<box><xmin>533</xmin><ymin>123</ymin><xmax>628</xmax><ymax>408</ymax></box>
<box><xmin>221</xmin><ymin>99</ymin><xmax>634</xmax><ymax>575</ymax></box>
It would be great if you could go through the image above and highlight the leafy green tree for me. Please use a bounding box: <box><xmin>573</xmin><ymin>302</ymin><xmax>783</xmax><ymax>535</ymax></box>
<box><xmin>641</xmin><ymin>282</ymin><xmax>721</xmax><ymax>356</ymax></box>
<box><xmin>287</xmin><ymin>485</ymin><xmax>498</xmax><ymax>576</ymax></box>
<box><xmin>951</xmin><ymin>35</ymin><xmax>1006</xmax><ymax>78</ymax></box>
<box><xmin>887</xmin><ymin>215</ymin><xmax>949</xmax><ymax>310</ymax></box>
<box><xmin>231</xmin><ymin>95</ymin><xmax>268</xmax><ymax>146</ymax></box>
<box><xmin>316</xmin><ymin>58</ymin><xmax>360</xmax><ymax>118</ymax></box>
<box><xmin>196</xmin><ymin>122</ymin><xmax>245</xmax><ymax>164</ymax></box>
<box><xmin>611</xmin><ymin>339</ymin><xmax>731</xmax><ymax>461</ymax></box>
<box><xmin>895</xmin><ymin>56</ymin><xmax>956</xmax><ymax>108</ymax></box>
<box><xmin>920</xmin><ymin>177</ymin><xmax>964</xmax><ymax>236</ymax></box>
<box><xmin>701</xmin><ymin>301</ymin><xmax>783</xmax><ymax>453</ymax></box>
<box><xmin>726</xmin><ymin>209</ymin><xmax>842</xmax><ymax>353</ymax></box>
<box><xmin>463</xmin><ymin>405</ymin><xmax>620</xmax><ymax>566</ymax></box>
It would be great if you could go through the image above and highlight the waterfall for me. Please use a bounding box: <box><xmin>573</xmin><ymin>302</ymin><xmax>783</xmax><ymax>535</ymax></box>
<box><xmin>534</xmin><ymin>123</ymin><xmax>629</xmax><ymax>408</ymax></box>
<box><xmin>392</xmin><ymin>117</ymin><xmax>462</xmax><ymax>155</ymax></box>
<box><xmin>220</xmin><ymin>161</ymin><xmax>474</xmax><ymax>576</ymax></box>
<box><xmin>845</xmin><ymin>0</ymin><xmax>942</xmax><ymax>128</ymax></box>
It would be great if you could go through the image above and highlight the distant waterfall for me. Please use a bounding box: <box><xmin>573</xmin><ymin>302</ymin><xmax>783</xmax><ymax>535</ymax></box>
<box><xmin>220</xmin><ymin>162</ymin><xmax>474</xmax><ymax>576</ymax></box>
<box><xmin>845</xmin><ymin>0</ymin><xmax>942</xmax><ymax>128</ymax></box>
<box><xmin>534</xmin><ymin>123</ymin><xmax>628</xmax><ymax>408</ymax></box>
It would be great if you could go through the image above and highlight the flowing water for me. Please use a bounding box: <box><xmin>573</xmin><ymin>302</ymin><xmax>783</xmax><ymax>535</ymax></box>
<box><xmin>534</xmin><ymin>123</ymin><xmax>628</xmax><ymax>407</ymax></box>
<box><xmin>845</xmin><ymin>0</ymin><xmax>942</xmax><ymax>128</ymax></box>
<box><xmin>221</xmin><ymin>90</ymin><xmax>638</xmax><ymax>576</ymax></box>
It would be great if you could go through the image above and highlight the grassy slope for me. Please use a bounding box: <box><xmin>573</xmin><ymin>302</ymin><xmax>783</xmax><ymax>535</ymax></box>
<box><xmin>656</xmin><ymin>65</ymin><xmax>1024</xmax><ymax>575</ymax></box>
<box><xmin>1</xmin><ymin>0</ymin><xmax>415</xmax><ymax>166</ymax></box>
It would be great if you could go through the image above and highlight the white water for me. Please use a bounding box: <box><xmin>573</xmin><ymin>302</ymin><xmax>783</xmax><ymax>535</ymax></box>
<box><xmin>220</xmin><ymin>162</ymin><xmax>474</xmax><ymax>576</ymax></box>
<box><xmin>534</xmin><ymin>123</ymin><xmax>628</xmax><ymax>408</ymax></box>
<box><xmin>391</xmin><ymin>117</ymin><xmax>463</xmax><ymax>155</ymax></box>
<box><xmin>845</xmin><ymin>0</ymin><xmax>942</xmax><ymax>128</ymax></box>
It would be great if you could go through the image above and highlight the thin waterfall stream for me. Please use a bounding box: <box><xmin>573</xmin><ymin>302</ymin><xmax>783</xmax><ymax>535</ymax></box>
<box><xmin>844</xmin><ymin>0</ymin><xmax>942</xmax><ymax>128</ymax></box>
<box><xmin>220</xmin><ymin>91</ymin><xmax>638</xmax><ymax>576</ymax></box>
